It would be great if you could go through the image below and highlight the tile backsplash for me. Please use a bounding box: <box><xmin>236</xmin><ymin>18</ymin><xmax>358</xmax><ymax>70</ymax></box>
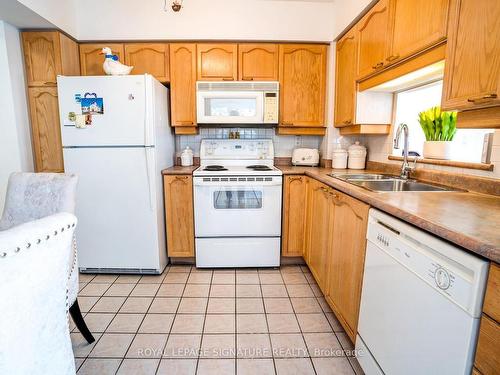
<box><xmin>175</xmin><ymin>127</ymin><xmax>323</xmax><ymax>157</ymax></box>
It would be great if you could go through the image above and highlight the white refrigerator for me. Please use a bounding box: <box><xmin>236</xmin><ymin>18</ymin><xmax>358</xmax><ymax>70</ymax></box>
<box><xmin>57</xmin><ymin>74</ymin><xmax>174</xmax><ymax>274</ymax></box>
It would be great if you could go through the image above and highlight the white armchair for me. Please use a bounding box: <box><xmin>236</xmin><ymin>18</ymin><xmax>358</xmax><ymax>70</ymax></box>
<box><xmin>0</xmin><ymin>213</ymin><xmax>78</xmax><ymax>375</ymax></box>
<box><xmin>0</xmin><ymin>172</ymin><xmax>94</xmax><ymax>343</ymax></box>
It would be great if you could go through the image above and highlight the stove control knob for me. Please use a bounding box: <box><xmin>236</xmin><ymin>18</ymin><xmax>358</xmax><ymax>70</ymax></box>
<box><xmin>434</xmin><ymin>267</ymin><xmax>451</xmax><ymax>290</ymax></box>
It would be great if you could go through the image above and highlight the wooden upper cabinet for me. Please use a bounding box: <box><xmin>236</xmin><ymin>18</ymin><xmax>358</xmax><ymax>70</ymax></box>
<box><xmin>279</xmin><ymin>44</ymin><xmax>327</xmax><ymax>127</ymax></box>
<box><xmin>357</xmin><ymin>0</ymin><xmax>390</xmax><ymax>79</ymax></box>
<box><xmin>170</xmin><ymin>43</ymin><xmax>197</xmax><ymax>127</ymax></box>
<box><xmin>335</xmin><ymin>28</ymin><xmax>358</xmax><ymax>127</ymax></box>
<box><xmin>80</xmin><ymin>43</ymin><xmax>124</xmax><ymax>76</ymax></box>
<box><xmin>164</xmin><ymin>175</ymin><xmax>195</xmax><ymax>257</ymax></box>
<box><xmin>305</xmin><ymin>179</ymin><xmax>333</xmax><ymax>292</ymax></box>
<box><xmin>442</xmin><ymin>0</ymin><xmax>500</xmax><ymax>111</ymax></box>
<box><xmin>22</xmin><ymin>31</ymin><xmax>79</xmax><ymax>86</ymax></box>
<box><xmin>238</xmin><ymin>43</ymin><xmax>279</xmax><ymax>81</ymax></box>
<box><xmin>326</xmin><ymin>191</ymin><xmax>369</xmax><ymax>342</ymax></box>
<box><xmin>28</xmin><ymin>87</ymin><xmax>64</xmax><ymax>172</ymax></box>
<box><xmin>124</xmin><ymin>43</ymin><xmax>170</xmax><ymax>82</ymax></box>
<box><xmin>197</xmin><ymin>43</ymin><xmax>237</xmax><ymax>81</ymax></box>
<box><xmin>282</xmin><ymin>175</ymin><xmax>307</xmax><ymax>257</ymax></box>
<box><xmin>387</xmin><ymin>0</ymin><xmax>449</xmax><ymax>64</ymax></box>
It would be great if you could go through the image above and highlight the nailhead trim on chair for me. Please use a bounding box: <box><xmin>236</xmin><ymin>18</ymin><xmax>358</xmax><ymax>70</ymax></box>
<box><xmin>0</xmin><ymin>222</ymin><xmax>76</xmax><ymax>258</ymax></box>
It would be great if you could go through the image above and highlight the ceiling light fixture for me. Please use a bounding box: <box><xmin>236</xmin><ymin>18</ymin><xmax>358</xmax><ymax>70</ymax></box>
<box><xmin>164</xmin><ymin>0</ymin><xmax>183</xmax><ymax>12</ymax></box>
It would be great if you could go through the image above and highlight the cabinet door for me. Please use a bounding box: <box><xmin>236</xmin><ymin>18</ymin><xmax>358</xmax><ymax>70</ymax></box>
<box><xmin>357</xmin><ymin>0</ymin><xmax>390</xmax><ymax>79</ymax></box>
<box><xmin>326</xmin><ymin>191</ymin><xmax>369</xmax><ymax>342</ymax></box>
<box><xmin>279</xmin><ymin>44</ymin><xmax>327</xmax><ymax>127</ymax></box>
<box><xmin>197</xmin><ymin>43</ymin><xmax>238</xmax><ymax>81</ymax></box>
<box><xmin>334</xmin><ymin>29</ymin><xmax>358</xmax><ymax>127</ymax></box>
<box><xmin>238</xmin><ymin>43</ymin><xmax>278</xmax><ymax>81</ymax></box>
<box><xmin>387</xmin><ymin>0</ymin><xmax>449</xmax><ymax>64</ymax></box>
<box><xmin>164</xmin><ymin>175</ymin><xmax>195</xmax><ymax>257</ymax></box>
<box><xmin>79</xmin><ymin>43</ymin><xmax>124</xmax><ymax>76</ymax></box>
<box><xmin>22</xmin><ymin>31</ymin><xmax>61</xmax><ymax>86</ymax></box>
<box><xmin>28</xmin><ymin>87</ymin><xmax>64</xmax><ymax>172</ymax></box>
<box><xmin>282</xmin><ymin>175</ymin><xmax>307</xmax><ymax>257</ymax></box>
<box><xmin>170</xmin><ymin>43</ymin><xmax>197</xmax><ymax>127</ymax></box>
<box><xmin>474</xmin><ymin>314</ymin><xmax>500</xmax><ymax>375</ymax></box>
<box><xmin>305</xmin><ymin>179</ymin><xmax>333</xmax><ymax>292</ymax></box>
<box><xmin>442</xmin><ymin>0</ymin><xmax>500</xmax><ymax>111</ymax></box>
<box><xmin>124</xmin><ymin>43</ymin><xmax>170</xmax><ymax>82</ymax></box>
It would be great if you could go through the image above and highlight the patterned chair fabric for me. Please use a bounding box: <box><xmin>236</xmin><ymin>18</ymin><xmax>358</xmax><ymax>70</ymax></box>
<box><xmin>0</xmin><ymin>173</ymin><xmax>79</xmax><ymax>303</ymax></box>
<box><xmin>0</xmin><ymin>213</ymin><xmax>78</xmax><ymax>375</ymax></box>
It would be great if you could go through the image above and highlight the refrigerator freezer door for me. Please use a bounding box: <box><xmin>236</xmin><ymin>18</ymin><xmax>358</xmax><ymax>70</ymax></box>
<box><xmin>64</xmin><ymin>146</ymin><xmax>165</xmax><ymax>272</ymax></box>
<box><xmin>58</xmin><ymin>75</ymin><xmax>148</xmax><ymax>147</ymax></box>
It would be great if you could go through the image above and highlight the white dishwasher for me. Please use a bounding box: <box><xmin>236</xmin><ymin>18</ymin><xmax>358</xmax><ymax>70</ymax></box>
<box><xmin>356</xmin><ymin>209</ymin><xmax>489</xmax><ymax>375</ymax></box>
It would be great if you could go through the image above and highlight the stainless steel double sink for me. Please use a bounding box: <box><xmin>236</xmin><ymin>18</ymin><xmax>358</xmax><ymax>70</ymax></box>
<box><xmin>329</xmin><ymin>173</ymin><xmax>459</xmax><ymax>192</ymax></box>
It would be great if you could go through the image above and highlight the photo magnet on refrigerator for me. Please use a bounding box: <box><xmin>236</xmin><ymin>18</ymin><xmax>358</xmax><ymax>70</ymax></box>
<box><xmin>81</xmin><ymin>93</ymin><xmax>104</xmax><ymax>115</ymax></box>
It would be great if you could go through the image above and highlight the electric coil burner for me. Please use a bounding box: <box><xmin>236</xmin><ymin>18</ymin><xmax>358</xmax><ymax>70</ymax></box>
<box><xmin>203</xmin><ymin>165</ymin><xmax>228</xmax><ymax>171</ymax></box>
<box><xmin>246</xmin><ymin>165</ymin><xmax>273</xmax><ymax>171</ymax></box>
<box><xmin>193</xmin><ymin>139</ymin><xmax>283</xmax><ymax>268</ymax></box>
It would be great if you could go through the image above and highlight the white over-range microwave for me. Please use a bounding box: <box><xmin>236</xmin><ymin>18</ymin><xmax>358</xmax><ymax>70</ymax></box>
<box><xmin>196</xmin><ymin>81</ymin><xmax>279</xmax><ymax>124</ymax></box>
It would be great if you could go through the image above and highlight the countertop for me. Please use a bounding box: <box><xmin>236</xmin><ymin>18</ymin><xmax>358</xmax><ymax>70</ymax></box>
<box><xmin>280</xmin><ymin>166</ymin><xmax>500</xmax><ymax>263</ymax></box>
<box><xmin>161</xmin><ymin>165</ymin><xmax>500</xmax><ymax>263</ymax></box>
<box><xmin>162</xmin><ymin>166</ymin><xmax>198</xmax><ymax>175</ymax></box>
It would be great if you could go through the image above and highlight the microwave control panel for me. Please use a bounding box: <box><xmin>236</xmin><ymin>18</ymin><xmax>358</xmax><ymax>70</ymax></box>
<box><xmin>263</xmin><ymin>92</ymin><xmax>279</xmax><ymax>124</ymax></box>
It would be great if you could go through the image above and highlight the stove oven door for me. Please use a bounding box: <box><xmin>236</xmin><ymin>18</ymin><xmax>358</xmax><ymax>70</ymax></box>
<box><xmin>193</xmin><ymin>176</ymin><xmax>282</xmax><ymax>237</ymax></box>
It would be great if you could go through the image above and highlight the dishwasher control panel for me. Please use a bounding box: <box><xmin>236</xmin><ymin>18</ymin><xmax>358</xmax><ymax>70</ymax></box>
<box><xmin>366</xmin><ymin>209</ymin><xmax>488</xmax><ymax>317</ymax></box>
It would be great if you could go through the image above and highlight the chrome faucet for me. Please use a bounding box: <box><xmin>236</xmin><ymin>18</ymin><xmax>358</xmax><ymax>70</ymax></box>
<box><xmin>394</xmin><ymin>123</ymin><xmax>415</xmax><ymax>179</ymax></box>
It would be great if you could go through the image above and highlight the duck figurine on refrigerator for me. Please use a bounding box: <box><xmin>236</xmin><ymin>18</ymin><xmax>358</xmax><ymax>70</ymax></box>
<box><xmin>101</xmin><ymin>47</ymin><xmax>133</xmax><ymax>75</ymax></box>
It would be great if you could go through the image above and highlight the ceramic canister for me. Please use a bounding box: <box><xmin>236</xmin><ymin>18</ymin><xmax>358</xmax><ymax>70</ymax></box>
<box><xmin>347</xmin><ymin>141</ymin><xmax>367</xmax><ymax>169</ymax></box>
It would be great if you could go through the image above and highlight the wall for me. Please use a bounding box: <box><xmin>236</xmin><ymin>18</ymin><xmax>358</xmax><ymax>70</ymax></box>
<box><xmin>0</xmin><ymin>21</ymin><xmax>34</xmax><ymax>211</ymax></box>
<box><xmin>74</xmin><ymin>0</ymin><xmax>336</xmax><ymax>41</ymax></box>
<box><xmin>15</xmin><ymin>0</ymin><xmax>77</xmax><ymax>36</ymax></box>
<box><xmin>176</xmin><ymin>128</ymin><xmax>322</xmax><ymax>158</ymax></box>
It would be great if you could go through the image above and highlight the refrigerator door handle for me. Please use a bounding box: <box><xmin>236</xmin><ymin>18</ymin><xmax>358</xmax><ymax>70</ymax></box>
<box><xmin>145</xmin><ymin>147</ymin><xmax>155</xmax><ymax>211</ymax></box>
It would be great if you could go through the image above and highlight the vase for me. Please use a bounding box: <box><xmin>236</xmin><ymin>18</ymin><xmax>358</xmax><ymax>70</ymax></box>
<box><xmin>422</xmin><ymin>141</ymin><xmax>453</xmax><ymax>160</ymax></box>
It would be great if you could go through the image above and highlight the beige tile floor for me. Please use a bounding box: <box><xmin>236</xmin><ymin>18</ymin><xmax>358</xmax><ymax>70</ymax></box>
<box><xmin>72</xmin><ymin>265</ymin><xmax>364</xmax><ymax>375</ymax></box>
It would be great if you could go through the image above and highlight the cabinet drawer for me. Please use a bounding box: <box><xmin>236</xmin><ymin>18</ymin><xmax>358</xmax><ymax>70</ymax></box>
<box><xmin>483</xmin><ymin>263</ymin><xmax>499</xmax><ymax>322</ymax></box>
<box><xmin>475</xmin><ymin>314</ymin><xmax>500</xmax><ymax>375</ymax></box>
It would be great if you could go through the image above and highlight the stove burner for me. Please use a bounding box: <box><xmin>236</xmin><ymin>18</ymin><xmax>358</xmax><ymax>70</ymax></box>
<box><xmin>246</xmin><ymin>165</ymin><xmax>273</xmax><ymax>171</ymax></box>
<box><xmin>203</xmin><ymin>165</ymin><xmax>228</xmax><ymax>171</ymax></box>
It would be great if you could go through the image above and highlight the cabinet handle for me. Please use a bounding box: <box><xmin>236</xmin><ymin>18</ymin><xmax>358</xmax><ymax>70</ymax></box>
<box><xmin>386</xmin><ymin>54</ymin><xmax>400</xmax><ymax>62</ymax></box>
<box><xmin>222</xmin><ymin>77</ymin><xmax>235</xmax><ymax>81</ymax></box>
<box><xmin>289</xmin><ymin>176</ymin><xmax>303</xmax><ymax>182</ymax></box>
<box><xmin>177</xmin><ymin>121</ymin><xmax>194</xmax><ymax>125</ymax></box>
<box><xmin>467</xmin><ymin>93</ymin><xmax>498</xmax><ymax>103</ymax></box>
<box><xmin>371</xmin><ymin>62</ymin><xmax>384</xmax><ymax>70</ymax></box>
<box><xmin>242</xmin><ymin>77</ymin><xmax>254</xmax><ymax>81</ymax></box>
<box><xmin>328</xmin><ymin>191</ymin><xmax>338</xmax><ymax>198</ymax></box>
<box><xmin>343</xmin><ymin>120</ymin><xmax>352</xmax><ymax>125</ymax></box>
<box><xmin>282</xmin><ymin>122</ymin><xmax>294</xmax><ymax>126</ymax></box>
<box><xmin>320</xmin><ymin>186</ymin><xmax>329</xmax><ymax>193</ymax></box>
<box><xmin>44</xmin><ymin>81</ymin><xmax>57</xmax><ymax>85</ymax></box>
<box><xmin>175</xmin><ymin>175</ymin><xmax>189</xmax><ymax>180</ymax></box>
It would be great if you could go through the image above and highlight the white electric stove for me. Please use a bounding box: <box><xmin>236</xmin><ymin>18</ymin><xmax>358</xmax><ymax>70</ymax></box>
<box><xmin>193</xmin><ymin>139</ymin><xmax>282</xmax><ymax>268</ymax></box>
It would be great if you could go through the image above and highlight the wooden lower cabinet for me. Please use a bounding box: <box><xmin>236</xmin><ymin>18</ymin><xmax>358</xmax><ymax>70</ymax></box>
<box><xmin>304</xmin><ymin>178</ymin><xmax>334</xmax><ymax>292</ymax></box>
<box><xmin>282</xmin><ymin>175</ymin><xmax>307</xmax><ymax>257</ymax></box>
<box><xmin>28</xmin><ymin>87</ymin><xmax>64</xmax><ymax>172</ymax></box>
<box><xmin>474</xmin><ymin>262</ymin><xmax>500</xmax><ymax>375</ymax></box>
<box><xmin>325</xmin><ymin>191</ymin><xmax>369</xmax><ymax>342</ymax></box>
<box><xmin>163</xmin><ymin>175</ymin><xmax>195</xmax><ymax>257</ymax></box>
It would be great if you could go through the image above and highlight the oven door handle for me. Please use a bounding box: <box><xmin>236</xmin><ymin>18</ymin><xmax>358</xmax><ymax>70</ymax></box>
<box><xmin>193</xmin><ymin>179</ymin><xmax>283</xmax><ymax>187</ymax></box>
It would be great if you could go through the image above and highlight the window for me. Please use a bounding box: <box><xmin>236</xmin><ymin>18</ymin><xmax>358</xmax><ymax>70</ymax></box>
<box><xmin>392</xmin><ymin>81</ymin><xmax>493</xmax><ymax>163</ymax></box>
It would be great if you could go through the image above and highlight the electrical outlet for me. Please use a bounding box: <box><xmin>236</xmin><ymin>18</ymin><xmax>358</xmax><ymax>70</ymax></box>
<box><xmin>295</xmin><ymin>135</ymin><xmax>302</xmax><ymax>147</ymax></box>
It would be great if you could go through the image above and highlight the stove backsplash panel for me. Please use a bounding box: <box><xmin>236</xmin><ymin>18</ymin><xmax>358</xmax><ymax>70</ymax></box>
<box><xmin>175</xmin><ymin>128</ymin><xmax>322</xmax><ymax>157</ymax></box>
